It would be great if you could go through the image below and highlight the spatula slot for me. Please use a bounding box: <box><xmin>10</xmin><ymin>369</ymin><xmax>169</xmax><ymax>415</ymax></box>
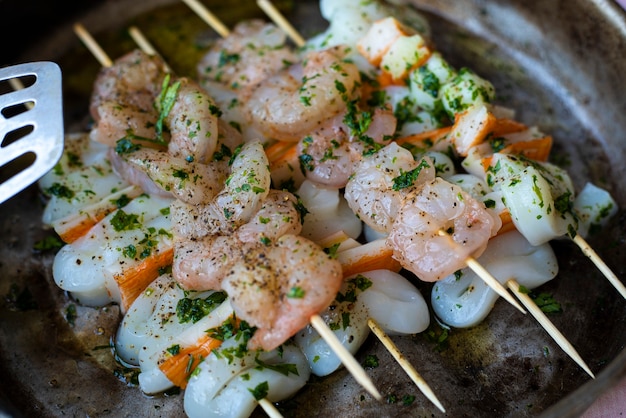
<box><xmin>0</xmin><ymin>151</ymin><xmax>36</xmax><ymax>185</ymax></box>
<box><xmin>2</xmin><ymin>125</ymin><xmax>35</xmax><ymax>148</ymax></box>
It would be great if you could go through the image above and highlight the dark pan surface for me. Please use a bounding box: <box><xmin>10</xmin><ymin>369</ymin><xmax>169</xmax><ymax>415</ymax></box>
<box><xmin>1</xmin><ymin>1</ymin><xmax>626</xmax><ymax>417</ymax></box>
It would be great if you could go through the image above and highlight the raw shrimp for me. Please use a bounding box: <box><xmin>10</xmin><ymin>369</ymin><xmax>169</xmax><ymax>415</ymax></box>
<box><xmin>119</xmin><ymin>148</ymin><xmax>229</xmax><ymax>205</ymax></box>
<box><xmin>91</xmin><ymin>49</ymin><xmax>222</xmax><ymax>165</ymax></box>
<box><xmin>164</xmin><ymin>76</ymin><xmax>221</xmax><ymax>164</ymax></box>
<box><xmin>172</xmin><ymin>189</ymin><xmax>303</xmax><ymax>291</ymax></box>
<box><xmin>169</xmin><ymin>140</ymin><xmax>272</xmax><ymax>239</ymax></box>
<box><xmin>297</xmin><ymin>107</ymin><xmax>397</xmax><ymax>188</ymax></box>
<box><xmin>223</xmin><ymin>233</ymin><xmax>343</xmax><ymax>351</ymax></box>
<box><xmin>387</xmin><ymin>177</ymin><xmax>501</xmax><ymax>282</ymax></box>
<box><xmin>89</xmin><ymin>49</ymin><xmax>166</xmax><ymax>147</ymax></box>
<box><xmin>245</xmin><ymin>46</ymin><xmax>361</xmax><ymax>142</ymax></box>
<box><xmin>197</xmin><ymin>19</ymin><xmax>298</xmax><ymax>93</ymax></box>
<box><xmin>344</xmin><ymin>142</ymin><xmax>436</xmax><ymax>234</ymax></box>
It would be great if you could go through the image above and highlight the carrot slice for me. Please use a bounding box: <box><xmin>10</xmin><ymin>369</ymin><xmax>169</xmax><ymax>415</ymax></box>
<box><xmin>337</xmin><ymin>239</ymin><xmax>402</xmax><ymax>278</ymax></box>
<box><xmin>395</xmin><ymin>126</ymin><xmax>453</xmax><ymax>152</ymax></box>
<box><xmin>158</xmin><ymin>333</ymin><xmax>223</xmax><ymax>389</ymax></box>
<box><xmin>492</xmin><ymin>118</ymin><xmax>527</xmax><ymax>136</ymax></box>
<box><xmin>501</xmin><ymin>135</ymin><xmax>553</xmax><ymax>162</ymax></box>
<box><xmin>265</xmin><ymin>141</ymin><xmax>295</xmax><ymax>163</ymax></box>
<box><xmin>114</xmin><ymin>246</ymin><xmax>175</xmax><ymax>312</ymax></box>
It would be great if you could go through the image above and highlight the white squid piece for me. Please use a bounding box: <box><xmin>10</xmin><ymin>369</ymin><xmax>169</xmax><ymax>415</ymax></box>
<box><xmin>431</xmin><ymin>230</ymin><xmax>558</xmax><ymax>328</ymax></box>
<box><xmin>573</xmin><ymin>182</ymin><xmax>618</xmax><ymax>238</ymax></box>
<box><xmin>184</xmin><ymin>339</ymin><xmax>309</xmax><ymax>418</ymax></box>
<box><xmin>487</xmin><ymin>153</ymin><xmax>578</xmax><ymax>246</ymax></box>
<box><xmin>295</xmin><ymin>269</ymin><xmax>429</xmax><ymax>376</ymax></box>
<box><xmin>297</xmin><ymin>180</ymin><xmax>362</xmax><ymax>242</ymax></box>
<box><xmin>52</xmin><ymin>194</ymin><xmax>174</xmax><ymax>311</ymax></box>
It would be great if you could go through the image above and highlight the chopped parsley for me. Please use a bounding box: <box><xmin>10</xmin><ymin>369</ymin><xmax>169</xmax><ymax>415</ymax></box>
<box><xmin>255</xmin><ymin>358</ymin><xmax>299</xmax><ymax>376</ymax></box>
<box><xmin>46</xmin><ymin>183</ymin><xmax>75</xmax><ymax>199</ymax></box>
<box><xmin>155</xmin><ymin>74</ymin><xmax>181</xmax><ymax>144</ymax></box>
<box><xmin>248</xmin><ymin>381</ymin><xmax>269</xmax><ymax>401</ymax></box>
<box><xmin>363</xmin><ymin>354</ymin><xmax>379</xmax><ymax>368</ymax></box>
<box><xmin>176</xmin><ymin>291</ymin><xmax>228</xmax><ymax>324</ymax></box>
<box><xmin>110</xmin><ymin>210</ymin><xmax>141</xmax><ymax>232</ymax></box>
<box><xmin>286</xmin><ymin>286</ymin><xmax>305</xmax><ymax>299</ymax></box>
<box><xmin>392</xmin><ymin>159</ymin><xmax>431</xmax><ymax>191</ymax></box>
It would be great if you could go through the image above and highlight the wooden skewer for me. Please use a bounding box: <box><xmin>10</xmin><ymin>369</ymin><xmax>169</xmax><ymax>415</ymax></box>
<box><xmin>572</xmin><ymin>234</ymin><xmax>626</xmax><ymax>300</ymax></box>
<box><xmin>256</xmin><ymin>0</ymin><xmax>306</xmax><ymax>48</ymax></box>
<box><xmin>257</xmin><ymin>399</ymin><xmax>283</xmax><ymax>418</ymax></box>
<box><xmin>310</xmin><ymin>314</ymin><xmax>382</xmax><ymax>401</ymax></box>
<box><xmin>507</xmin><ymin>279</ymin><xmax>595</xmax><ymax>378</ymax></box>
<box><xmin>367</xmin><ymin>318</ymin><xmax>446</xmax><ymax>412</ymax></box>
<box><xmin>181</xmin><ymin>0</ymin><xmax>230</xmax><ymax>38</ymax></box>
<box><xmin>437</xmin><ymin>230</ymin><xmax>526</xmax><ymax>314</ymax></box>
<box><xmin>73</xmin><ymin>23</ymin><xmax>113</xmax><ymax>68</ymax></box>
<box><xmin>128</xmin><ymin>26</ymin><xmax>173</xmax><ymax>73</ymax></box>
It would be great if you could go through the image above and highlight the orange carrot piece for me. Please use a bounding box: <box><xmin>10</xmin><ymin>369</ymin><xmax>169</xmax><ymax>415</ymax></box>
<box><xmin>497</xmin><ymin>209</ymin><xmax>517</xmax><ymax>235</ymax></box>
<box><xmin>115</xmin><ymin>246</ymin><xmax>175</xmax><ymax>312</ymax></box>
<box><xmin>337</xmin><ymin>239</ymin><xmax>402</xmax><ymax>278</ymax></box>
<box><xmin>265</xmin><ymin>141</ymin><xmax>295</xmax><ymax>164</ymax></box>
<box><xmin>56</xmin><ymin>211</ymin><xmax>109</xmax><ymax>243</ymax></box>
<box><xmin>395</xmin><ymin>126</ymin><xmax>452</xmax><ymax>149</ymax></box>
<box><xmin>501</xmin><ymin>136</ymin><xmax>553</xmax><ymax>162</ymax></box>
<box><xmin>159</xmin><ymin>334</ymin><xmax>223</xmax><ymax>389</ymax></box>
<box><xmin>492</xmin><ymin>118</ymin><xmax>527</xmax><ymax>136</ymax></box>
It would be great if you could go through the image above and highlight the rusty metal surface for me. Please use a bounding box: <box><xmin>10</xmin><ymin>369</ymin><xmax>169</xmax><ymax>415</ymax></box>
<box><xmin>1</xmin><ymin>1</ymin><xmax>625</xmax><ymax>417</ymax></box>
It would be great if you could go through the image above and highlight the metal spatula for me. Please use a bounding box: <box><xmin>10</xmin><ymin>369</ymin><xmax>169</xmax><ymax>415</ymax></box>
<box><xmin>0</xmin><ymin>62</ymin><xmax>64</xmax><ymax>204</ymax></box>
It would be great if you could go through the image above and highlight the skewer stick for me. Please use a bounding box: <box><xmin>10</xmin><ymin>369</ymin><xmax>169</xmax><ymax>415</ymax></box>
<box><xmin>257</xmin><ymin>399</ymin><xmax>283</xmax><ymax>418</ymax></box>
<box><xmin>572</xmin><ymin>234</ymin><xmax>626</xmax><ymax>300</ymax></box>
<box><xmin>73</xmin><ymin>23</ymin><xmax>113</xmax><ymax>68</ymax></box>
<box><xmin>437</xmin><ymin>230</ymin><xmax>526</xmax><ymax>314</ymax></box>
<box><xmin>128</xmin><ymin>26</ymin><xmax>173</xmax><ymax>73</ymax></box>
<box><xmin>310</xmin><ymin>314</ymin><xmax>382</xmax><ymax>401</ymax></box>
<box><xmin>181</xmin><ymin>0</ymin><xmax>230</xmax><ymax>38</ymax></box>
<box><xmin>506</xmin><ymin>279</ymin><xmax>595</xmax><ymax>378</ymax></box>
<box><xmin>257</xmin><ymin>0</ymin><xmax>306</xmax><ymax>48</ymax></box>
<box><xmin>367</xmin><ymin>318</ymin><xmax>446</xmax><ymax>412</ymax></box>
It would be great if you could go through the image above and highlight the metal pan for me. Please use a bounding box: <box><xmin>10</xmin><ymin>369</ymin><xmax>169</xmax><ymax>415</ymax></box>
<box><xmin>1</xmin><ymin>0</ymin><xmax>625</xmax><ymax>416</ymax></box>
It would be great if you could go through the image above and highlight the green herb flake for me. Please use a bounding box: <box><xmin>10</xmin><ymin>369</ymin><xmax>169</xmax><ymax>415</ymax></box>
<box><xmin>287</xmin><ymin>286</ymin><xmax>306</xmax><ymax>299</ymax></box>
<box><xmin>110</xmin><ymin>210</ymin><xmax>141</xmax><ymax>232</ymax></box>
<box><xmin>176</xmin><ymin>291</ymin><xmax>228</xmax><ymax>324</ymax></box>
<box><xmin>248</xmin><ymin>381</ymin><xmax>269</xmax><ymax>401</ymax></box>
<box><xmin>363</xmin><ymin>354</ymin><xmax>379</xmax><ymax>368</ymax></box>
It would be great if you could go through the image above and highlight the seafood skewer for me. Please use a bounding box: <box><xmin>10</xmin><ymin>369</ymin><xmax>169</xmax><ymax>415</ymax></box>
<box><xmin>76</xmin><ymin>20</ymin><xmax>383</xmax><ymax>402</ymax></box>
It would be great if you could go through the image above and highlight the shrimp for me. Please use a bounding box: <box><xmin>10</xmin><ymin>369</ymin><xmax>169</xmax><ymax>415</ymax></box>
<box><xmin>387</xmin><ymin>177</ymin><xmax>501</xmax><ymax>282</ymax></box>
<box><xmin>297</xmin><ymin>107</ymin><xmax>397</xmax><ymax>188</ymax></box>
<box><xmin>223</xmin><ymin>234</ymin><xmax>343</xmax><ymax>351</ymax></box>
<box><xmin>172</xmin><ymin>190</ymin><xmax>303</xmax><ymax>291</ymax></box>
<box><xmin>197</xmin><ymin>20</ymin><xmax>297</xmax><ymax>92</ymax></box>
<box><xmin>119</xmin><ymin>148</ymin><xmax>229</xmax><ymax>205</ymax></box>
<box><xmin>164</xmin><ymin>77</ymin><xmax>221</xmax><ymax>164</ymax></box>
<box><xmin>91</xmin><ymin>50</ymin><xmax>222</xmax><ymax>165</ymax></box>
<box><xmin>169</xmin><ymin>140</ymin><xmax>272</xmax><ymax>239</ymax></box>
<box><xmin>89</xmin><ymin>49</ymin><xmax>167</xmax><ymax>147</ymax></box>
<box><xmin>244</xmin><ymin>46</ymin><xmax>361</xmax><ymax>142</ymax></box>
<box><xmin>344</xmin><ymin>142</ymin><xmax>436</xmax><ymax>233</ymax></box>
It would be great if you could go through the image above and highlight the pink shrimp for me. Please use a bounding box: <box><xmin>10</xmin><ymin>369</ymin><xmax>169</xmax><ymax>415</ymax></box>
<box><xmin>386</xmin><ymin>177</ymin><xmax>501</xmax><ymax>282</ymax></box>
<box><xmin>244</xmin><ymin>46</ymin><xmax>361</xmax><ymax>141</ymax></box>
<box><xmin>297</xmin><ymin>107</ymin><xmax>397</xmax><ymax>188</ymax></box>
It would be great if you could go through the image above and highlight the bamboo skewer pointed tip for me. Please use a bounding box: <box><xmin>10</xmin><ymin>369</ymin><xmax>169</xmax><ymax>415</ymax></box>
<box><xmin>367</xmin><ymin>318</ymin><xmax>446</xmax><ymax>413</ymax></box>
<box><xmin>310</xmin><ymin>314</ymin><xmax>383</xmax><ymax>401</ymax></box>
<box><xmin>507</xmin><ymin>279</ymin><xmax>595</xmax><ymax>379</ymax></box>
<box><xmin>572</xmin><ymin>234</ymin><xmax>626</xmax><ymax>300</ymax></box>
